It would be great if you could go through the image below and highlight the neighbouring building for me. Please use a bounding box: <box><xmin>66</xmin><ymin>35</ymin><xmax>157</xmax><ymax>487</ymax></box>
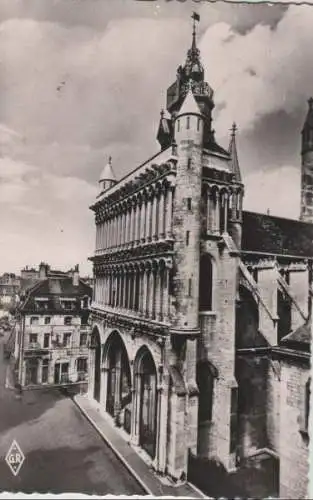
<box><xmin>0</xmin><ymin>273</ymin><xmax>20</xmax><ymax>312</ymax></box>
<box><xmin>14</xmin><ymin>263</ymin><xmax>93</xmax><ymax>389</ymax></box>
<box><xmin>87</xmin><ymin>17</ymin><xmax>311</xmax><ymax>499</ymax></box>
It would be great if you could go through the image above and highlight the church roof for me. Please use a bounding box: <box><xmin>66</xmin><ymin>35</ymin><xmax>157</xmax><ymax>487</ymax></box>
<box><xmin>242</xmin><ymin>211</ymin><xmax>313</xmax><ymax>258</ymax></box>
<box><xmin>280</xmin><ymin>323</ymin><xmax>311</xmax><ymax>347</ymax></box>
<box><xmin>99</xmin><ymin>157</ymin><xmax>116</xmax><ymax>182</ymax></box>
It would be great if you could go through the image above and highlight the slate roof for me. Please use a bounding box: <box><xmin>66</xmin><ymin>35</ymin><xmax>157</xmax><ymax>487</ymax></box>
<box><xmin>21</xmin><ymin>277</ymin><xmax>92</xmax><ymax>314</ymax></box>
<box><xmin>242</xmin><ymin>211</ymin><xmax>313</xmax><ymax>258</ymax></box>
<box><xmin>281</xmin><ymin>323</ymin><xmax>311</xmax><ymax>349</ymax></box>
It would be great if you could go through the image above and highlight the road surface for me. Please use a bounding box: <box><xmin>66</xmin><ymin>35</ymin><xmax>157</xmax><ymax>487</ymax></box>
<box><xmin>0</xmin><ymin>333</ymin><xmax>145</xmax><ymax>495</ymax></box>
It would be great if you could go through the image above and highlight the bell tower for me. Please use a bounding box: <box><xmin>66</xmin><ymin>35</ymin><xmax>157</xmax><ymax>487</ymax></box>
<box><xmin>300</xmin><ymin>98</ymin><xmax>313</xmax><ymax>223</ymax></box>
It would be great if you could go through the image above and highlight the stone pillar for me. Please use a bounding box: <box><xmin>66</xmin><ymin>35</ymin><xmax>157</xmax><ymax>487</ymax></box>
<box><xmin>146</xmin><ymin>197</ymin><xmax>152</xmax><ymax>242</ymax></box>
<box><xmin>145</xmin><ymin>270</ymin><xmax>151</xmax><ymax>317</ymax></box>
<box><xmin>215</xmin><ymin>192</ymin><xmax>220</xmax><ymax>234</ymax></box>
<box><xmin>159</xmin><ymin>190</ymin><xmax>165</xmax><ymax>239</ymax></box>
<box><xmin>151</xmin><ymin>195</ymin><xmax>157</xmax><ymax>241</ymax></box>
<box><xmin>128</xmin><ymin>206</ymin><xmax>133</xmax><ymax>244</ymax></box>
<box><xmin>135</xmin><ymin>202</ymin><xmax>141</xmax><ymax>244</ymax></box>
<box><xmin>159</xmin><ymin>267</ymin><xmax>164</xmax><ymax>322</ymax></box>
<box><xmin>125</xmin><ymin>209</ymin><xmax>130</xmax><ymax>245</ymax></box>
<box><xmin>140</xmin><ymin>201</ymin><xmax>146</xmax><ymax>242</ymax></box>
<box><xmin>150</xmin><ymin>270</ymin><xmax>156</xmax><ymax>318</ymax></box>
<box><xmin>224</xmin><ymin>193</ymin><xmax>228</xmax><ymax>233</ymax></box>
<box><xmin>165</xmin><ymin>187</ymin><xmax>173</xmax><ymax>238</ymax></box>
<box><xmin>123</xmin><ymin>271</ymin><xmax>127</xmax><ymax>309</ymax></box>
<box><xmin>163</xmin><ymin>268</ymin><xmax>169</xmax><ymax>322</ymax></box>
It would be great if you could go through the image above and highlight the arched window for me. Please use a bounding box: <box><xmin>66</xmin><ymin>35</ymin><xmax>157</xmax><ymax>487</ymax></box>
<box><xmin>199</xmin><ymin>255</ymin><xmax>213</xmax><ymax>311</ymax></box>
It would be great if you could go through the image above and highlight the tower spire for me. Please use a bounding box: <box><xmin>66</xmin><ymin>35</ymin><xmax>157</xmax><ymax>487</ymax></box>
<box><xmin>229</xmin><ymin>122</ymin><xmax>242</xmax><ymax>183</ymax></box>
<box><xmin>191</xmin><ymin>12</ymin><xmax>199</xmax><ymax>52</ymax></box>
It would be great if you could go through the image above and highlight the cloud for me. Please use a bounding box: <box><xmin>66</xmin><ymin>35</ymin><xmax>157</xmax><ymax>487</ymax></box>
<box><xmin>244</xmin><ymin>165</ymin><xmax>300</xmax><ymax>219</ymax></box>
<box><xmin>0</xmin><ymin>3</ymin><xmax>311</xmax><ymax>274</ymax></box>
<box><xmin>199</xmin><ymin>5</ymin><xmax>313</xmax><ymax>137</ymax></box>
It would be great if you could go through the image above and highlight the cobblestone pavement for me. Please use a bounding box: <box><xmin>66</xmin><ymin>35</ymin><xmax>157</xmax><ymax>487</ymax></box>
<box><xmin>0</xmin><ymin>335</ymin><xmax>145</xmax><ymax>495</ymax></box>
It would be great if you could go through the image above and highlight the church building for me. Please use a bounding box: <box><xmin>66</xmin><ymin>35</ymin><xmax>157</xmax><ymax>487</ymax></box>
<box><xmin>88</xmin><ymin>17</ymin><xmax>311</xmax><ymax>499</ymax></box>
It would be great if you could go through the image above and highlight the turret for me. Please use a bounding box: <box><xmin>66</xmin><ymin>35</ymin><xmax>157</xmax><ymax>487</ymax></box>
<box><xmin>300</xmin><ymin>98</ymin><xmax>313</xmax><ymax>222</ymax></box>
<box><xmin>99</xmin><ymin>156</ymin><xmax>117</xmax><ymax>194</ymax></box>
<box><xmin>228</xmin><ymin>123</ymin><xmax>244</xmax><ymax>249</ymax></box>
<box><xmin>170</xmin><ymin>84</ymin><xmax>204</xmax><ymax>335</ymax></box>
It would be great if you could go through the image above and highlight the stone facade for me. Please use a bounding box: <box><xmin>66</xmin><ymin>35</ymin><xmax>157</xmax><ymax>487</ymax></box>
<box><xmin>88</xmin><ymin>20</ymin><xmax>312</xmax><ymax>498</ymax></box>
<box><xmin>15</xmin><ymin>265</ymin><xmax>93</xmax><ymax>389</ymax></box>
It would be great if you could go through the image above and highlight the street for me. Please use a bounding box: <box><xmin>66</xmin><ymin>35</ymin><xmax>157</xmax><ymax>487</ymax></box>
<box><xmin>0</xmin><ymin>333</ymin><xmax>145</xmax><ymax>495</ymax></box>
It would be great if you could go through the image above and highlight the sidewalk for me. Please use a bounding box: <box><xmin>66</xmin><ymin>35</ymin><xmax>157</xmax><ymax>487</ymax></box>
<box><xmin>73</xmin><ymin>394</ymin><xmax>207</xmax><ymax>498</ymax></box>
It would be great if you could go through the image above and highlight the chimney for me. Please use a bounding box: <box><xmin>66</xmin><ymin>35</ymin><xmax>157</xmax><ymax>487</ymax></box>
<box><xmin>73</xmin><ymin>264</ymin><xmax>79</xmax><ymax>286</ymax></box>
<box><xmin>39</xmin><ymin>262</ymin><xmax>48</xmax><ymax>280</ymax></box>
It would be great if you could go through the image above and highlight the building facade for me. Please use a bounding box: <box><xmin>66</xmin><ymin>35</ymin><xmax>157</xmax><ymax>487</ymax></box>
<box><xmin>88</xmin><ymin>20</ymin><xmax>312</xmax><ymax>498</ymax></box>
<box><xmin>14</xmin><ymin>264</ymin><xmax>93</xmax><ymax>389</ymax></box>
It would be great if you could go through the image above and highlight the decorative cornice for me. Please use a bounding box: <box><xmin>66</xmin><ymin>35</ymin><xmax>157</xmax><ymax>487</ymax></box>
<box><xmin>92</xmin><ymin>162</ymin><xmax>177</xmax><ymax>214</ymax></box>
<box><xmin>91</xmin><ymin>306</ymin><xmax>169</xmax><ymax>338</ymax></box>
<box><xmin>91</xmin><ymin>240</ymin><xmax>174</xmax><ymax>267</ymax></box>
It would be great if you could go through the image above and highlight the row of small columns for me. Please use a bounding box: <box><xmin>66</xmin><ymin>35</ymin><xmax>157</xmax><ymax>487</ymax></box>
<box><xmin>95</xmin><ymin>262</ymin><xmax>171</xmax><ymax>322</ymax></box>
<box><xmin>96</xmin><ymin>186</ymin><xmax>174</xmax><ymax>252</ymax></box>
<box><xmin>206</xmin><ymin>187</ymin><xmax>242</xmax><ymax>234</ymax></box>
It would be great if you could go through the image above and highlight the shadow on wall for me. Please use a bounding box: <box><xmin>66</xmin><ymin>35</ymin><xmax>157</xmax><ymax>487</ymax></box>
<box><xmin>187</xmin><ymin>452</ymin><xmax>248</xmax><ymax>498</ymax></box>
<box><xmin>187</xmin><ymin>451</ymin><xmax>279</xmax><ymax>499</ymax></box>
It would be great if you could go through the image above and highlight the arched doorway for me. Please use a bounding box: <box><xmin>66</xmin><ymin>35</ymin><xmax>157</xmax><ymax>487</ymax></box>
<box><xmin>91</xmin><ymin>327</ymin><xmax>101</xmax><ymax>402</ymax></box>
<box><xmin>136</xmin><ymin>348</ymin><xmax>158</xmax><ymax>459</ymax></box>
<box><xmin>105</xmin><ymin>331</ymin><xmax>132</xmax><ymax>433</ymax></box>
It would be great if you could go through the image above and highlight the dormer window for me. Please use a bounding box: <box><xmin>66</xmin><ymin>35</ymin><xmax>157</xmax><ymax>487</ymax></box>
<box><xmin>60</xmin><ymin>298</ymin><xmax>76</xmax><ymax>311</ymax></box>
<box><xmin>35</xmin><ymin>297</ymin><xmax>49</xmax><ymax>310</ymax></box>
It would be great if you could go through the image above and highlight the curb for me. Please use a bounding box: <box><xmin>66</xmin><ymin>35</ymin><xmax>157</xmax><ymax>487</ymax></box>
<box><xmin>72</xmin><ymin>395</ymin><xmax>153</xmax><ymax>496</ymax></box>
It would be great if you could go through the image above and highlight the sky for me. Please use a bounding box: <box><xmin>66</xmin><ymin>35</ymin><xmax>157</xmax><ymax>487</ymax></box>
<box><xmin>0</xmin><ymin>0</ymin><xmax>312</xmax><ymax>276</ymax></box>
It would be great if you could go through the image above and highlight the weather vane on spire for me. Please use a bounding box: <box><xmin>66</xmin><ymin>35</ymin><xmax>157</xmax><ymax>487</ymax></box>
<box><xmin>191</xmin><ymin>12</ymin><xmax>200</xmax><ymax>48</ymax></box>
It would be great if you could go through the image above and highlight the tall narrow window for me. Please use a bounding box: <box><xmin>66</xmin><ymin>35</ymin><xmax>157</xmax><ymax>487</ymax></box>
<box><xmin>187</xmin><ymin>198</ymin><xmax>192</xmax><ymax>211</ymax></box>
<box><xmin>197</xmin><ymin>117</ymin><xmax>201</xmax><ymax>131</ymax></box>
<box><xmin>186</xmin><ymin>231</ymin><xmax>190</xmax><ymax>246</ymax></box>
<box><xmin>304</xmin><ymin>378</ymin><xmax>311</xmax><ymax>434</ymax></box>
<box><xmin>177</xmin><ymin>119</ymin><xmax>180</xmax><ymax>132</ymax></box>
<box><xmin>188</xmin><ymin>278</ymin><xmax>192</xmax><ymax>297</ymax></box>
<box><xmin>187</xmin><ymin>158</ymin><xmax>192</xmax><ymax>169</ymax></box>
<box><xmin>230</xmin><ymin>387</ymin><xmax>238</xmax><ymax>454</ymax></box>
<box><xmin>186</xmin><ymin>116</ymin><xmax>190</xmax><ymax>129</ymax></box>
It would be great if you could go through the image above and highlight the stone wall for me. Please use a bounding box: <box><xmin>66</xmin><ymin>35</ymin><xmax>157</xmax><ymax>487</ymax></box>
<box><xmin>279</xmin><ymin>360</ymin><xmax>310</xmax><ymax>499</ymax></box>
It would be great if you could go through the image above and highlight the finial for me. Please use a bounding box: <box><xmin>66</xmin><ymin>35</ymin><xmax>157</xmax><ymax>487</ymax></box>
<box><xmin>308</xmin><ymin>97</ymin><xmax>313</xmax><ymax>110</ymax></box>
<box><xmin>231</xmin><ymin>122</ymin><xmax>237</xmax><ymax>137</ymax></box>
<box><xmin>108</xmin><ymin>155</ymin><xmax>112</xmax><ymax>164</ymax></box>
<box><xmin>191</xmin><ymin>12</ymin><xmax>200</xmax><ymax>50</ymax></box>
<box><xmin>160</xmin><ymin>109</ymin><xmax>164</xmax><ymax>119</ymax></box>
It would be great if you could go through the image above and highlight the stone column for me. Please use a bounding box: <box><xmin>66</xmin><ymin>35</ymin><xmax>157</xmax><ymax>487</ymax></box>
<box><xmin>165</xmin><ymin>187</ymin><xmax>173</xmax><ymax>238</ymax></box>
<box><xmin>135</xmin><ymin>202</ymin><xmax>141</xmax><ymax>244</ymax></box>
<box><xmin>125</xmin><ymin>209</ymin><xmax>130</xmax><ymax>245</ymax></box>
<box><xmin>159</xmin><ymin>190</ymin><xmax>165</xmax><ymax>239</ymax></box>
<box><xmin>145</xmin><ymin>197</ymin><xmax>152</xmax><ymax>242</ymax></box>
<box><xmin>145</xmin><ymin>270</ymin><xmax>151</xmax><ymax>317</ymax></box>
<box><xmin>224</xmin><ymin>193</ymin><xmax>228</xmax><ymax>233</ymax></box>
<box><xmin>123</xmin><ymin>271</ymin><xmax>127</xmax><ymax>309</ymax></box>
<box><xmin>129</xmin><ymin>205</ymin><xmax>134</xmax><ymax>245</ymax></box>
<box><xmin>150</xmin><ymin>270</ymin><xmax>156</xmax><ymax>318</ymax></box>
<box><xmin>151</xmin><ymin>195</ymin><xmax>157</xmax><ymax>241</ymax></box>
<box><xmin>140</xmin><ymin>201</ymin><xmax>146</xmax><ymax>242</ymax></box>
<box><xmin>215</xmin><ymin>191</ymin><xmax>220</xmax><ymax>234</ymax></box>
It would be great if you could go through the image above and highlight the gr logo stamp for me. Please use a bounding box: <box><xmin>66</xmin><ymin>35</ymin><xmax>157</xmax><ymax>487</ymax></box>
<box><xmin>5</xmin><ymin>440</ymin><xmax>25</xmax><ymax>476</ymax></box>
